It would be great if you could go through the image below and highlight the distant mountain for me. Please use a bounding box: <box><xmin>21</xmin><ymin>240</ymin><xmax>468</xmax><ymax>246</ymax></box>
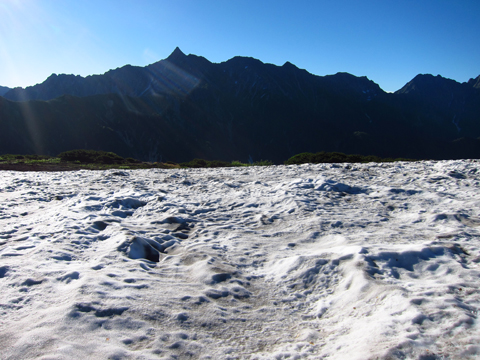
<box><xmin>2</xmin><ymin>47</ymin><xmax>388</xmax><ymax>105</ymax></box>
<box><xmin>3</xmin><ymin>48</ymin><xmax>206</xmax><ymax>101</ymax></box>
<box><xmin>1</xmin><ymin>48</ymin><xmax>479</xmax><ymax>162</ymax></box>
<box><xmin>395</xmin><ymin>74</ymin><xmax>480</xmax><ymax>140</ymax></box>
<box><xmin>0</xmin><ymin>86</ymin><xmax>11</xmax><ymax>96</ymax></box>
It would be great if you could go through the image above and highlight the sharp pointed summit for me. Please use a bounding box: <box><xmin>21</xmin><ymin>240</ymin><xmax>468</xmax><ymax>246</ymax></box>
<box><xmin>166</xmin><ymin>47</ymin><xmax>187</xmax><ymax>63</ymax></box>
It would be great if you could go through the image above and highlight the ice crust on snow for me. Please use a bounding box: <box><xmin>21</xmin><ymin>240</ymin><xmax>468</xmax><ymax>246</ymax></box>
<box><xmin>1</xmin><ymin>160</ymin><xmax>480</xmax><ymax>359</ymax></box>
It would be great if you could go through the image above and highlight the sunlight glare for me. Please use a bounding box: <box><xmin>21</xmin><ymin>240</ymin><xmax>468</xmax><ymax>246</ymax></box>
<box><xmin>0</xmin><ymin>0</ymin><xmax>50</xmax><ymax>87</ymax></box>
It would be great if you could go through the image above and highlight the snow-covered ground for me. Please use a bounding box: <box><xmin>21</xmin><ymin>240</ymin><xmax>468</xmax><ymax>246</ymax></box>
<box><xmin>1</xmin><ymin>161</ymin><xmax>480</xmax><ymax>359</ymax></box>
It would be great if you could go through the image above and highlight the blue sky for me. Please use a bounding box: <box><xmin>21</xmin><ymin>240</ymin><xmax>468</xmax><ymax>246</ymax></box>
<box><xmin>1</xmin><ymin>0</ymin><xmax>479</xmax><ymax>92</ymax></box>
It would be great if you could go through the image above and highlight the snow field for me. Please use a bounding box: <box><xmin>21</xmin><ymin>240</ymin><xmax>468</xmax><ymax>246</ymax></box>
<box><xmin>0</xmin><ymin>160</ymin><xmax>479</xmax><ymax>359</ymax></box>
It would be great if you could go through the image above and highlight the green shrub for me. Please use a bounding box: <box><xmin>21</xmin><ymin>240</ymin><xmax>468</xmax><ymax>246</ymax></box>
<box><xmin>231</xmin><ymin>160</ymin><xmax>249</xmax><ymax>167</ymax></box>
<box><xmin>253</xmin><ymin>160</ymin><xmax>274</xmax><ymax>166</ymax></box>
<box><xmin>180</xmin><ymin>158</ymin><xmax>208</xmax><ymax>168</ymax></box>
<box><xmin>0</xmin><ymin>154</ymin><xmax>56</xmax><ymax>164</ymax></box>
<box><xmin>207</xmin><ymin>160</ymin><xmax>232</xmax><ymax>168</ymax></box>
<box><xmin>361</xmin><ymin>155</ymin><xmax>383</xmax><ymax>163</ymax></box>
<box><xmin>58</xmin><ymin>149</ymin><xmax>125</xmax><ymax>164</ymax></box>
<box><xmin>285</xmin><ymin>151</ymin><xmax>415</xmax><ymax>165</ymax></box>
<box><xmin>24</xmin><ymin>154</ymin><xmax>51</xmax><ymax>160</ymax></box>
<box><xmin>125</xmin><ymin>157</ymin><xmax>141</xmax><ymax>163</ymax></box>
<box><xmin>180</xmin><ymin>158</ymin><xmax>233</xmax><ymax>168</ymax></box>
<box><xmin>284</xmin><ymin>152</ymin><xmax>318</xmax><ymax>165</ymax></box>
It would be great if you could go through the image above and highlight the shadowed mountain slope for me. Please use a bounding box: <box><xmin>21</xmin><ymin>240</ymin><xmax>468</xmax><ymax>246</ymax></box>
<box><xmin>1</xmin><ymin>49</ymin><xmax>480</xmax><ymax>162</ymax></box>
<box><xmin>0</xmin><ymin>86</ymin><xmax>11</xmax><ymax>97</ymax></box>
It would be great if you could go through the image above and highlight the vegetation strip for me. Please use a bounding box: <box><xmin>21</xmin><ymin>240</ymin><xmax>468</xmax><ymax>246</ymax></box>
<box><xmin>0</xmin><ymin>149</ymin><xmax>416</xmax><ymax>172</ymax></box>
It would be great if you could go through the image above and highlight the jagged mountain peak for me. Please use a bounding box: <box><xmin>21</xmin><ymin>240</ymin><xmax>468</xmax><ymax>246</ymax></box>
<box><xmin>166</xmin><ymin>46</ymin><xmax>187</xmax><ymax>62</ymax></box>
<box><xmin>327</xmin><ymin>72</ymin><xmax>370</xmax><ymax>82</ymax></box>
<box><xmin>281</xmin><ymin>61</ymin><xmax>299</xmax><ymax>69</ymax></box>
<box><xmin>161</xmin><ymin>47</ymin><xmax>213</xmax><ymax>77</ymax></box>
<box><xmin>45</xmin><ymin>73</ymin><xmax>81</xmax><ymax>81</ymax></box>
<box><xmin>467</xmin><ymin>75</ymin><xmax>480</xmax><ymax>89</ymax></box>
<box><xmin>282</xmin><ymin>61</ymin><xmax>294</xmax><ymax>67</ymax></box>
<box><xmin>224</xmin><ymin>55</ymin><xmax>265</xmax><ymax>68</ymax></box>
<box><xmin>395</xmin><ymin>74</ymin><xmax>462</xmax><ymax>94</ymax></box>
<box><xmin>323</xmin><ymin>72</ymin><xmax>384</xmax><ymax>96</ymax></box>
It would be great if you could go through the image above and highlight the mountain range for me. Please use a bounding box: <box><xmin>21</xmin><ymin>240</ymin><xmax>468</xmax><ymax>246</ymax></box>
<box><xmin>1</xmin><ymin>47</ymin><xmax>479</xmax><ymax>163</ymax></box>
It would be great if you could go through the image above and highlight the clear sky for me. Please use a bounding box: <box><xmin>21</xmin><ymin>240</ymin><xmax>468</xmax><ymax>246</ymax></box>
<box><xmin>1</xmin><ymin>0</ymin><xmax>479</xmax><ymax>92</ymax></box>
